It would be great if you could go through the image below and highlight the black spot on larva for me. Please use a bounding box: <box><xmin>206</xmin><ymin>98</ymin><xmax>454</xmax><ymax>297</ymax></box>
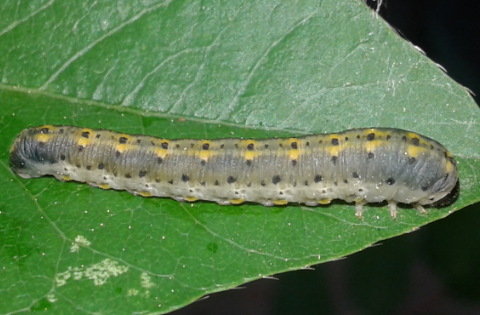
<box><xmin>291</xmin><ymin>142</ymin><xmax>298</xmax><ymax>149</ymax></box>
<box><xmin>358</xmin><ymin>188</ymin><xmax>363</xmax><ymax>192</ymax></box>
<box><xmin>279</xmin><ymin>143</ymin><xmax>283</xmax><ymax>147</ymax></box>
<box><xmin>96</xmin><ymin>134</ymin><xmax>101</xmax><ymax>139</ymax></box>
<box><xmin>291</xmin><ymin>159</ymin><xmax>297</xmax><ymax>166</ymax></box>
<box><xmin>199</xmin><ymin>159</ymin><xmax>207</xmax><ymax>166</ymax></box>
<box><xmin>125</xmin><ymin>174</ymin><xmax>132</xmax><ymax>179</ymax></box>
<box><xmin>40</xmin><ymin>127</ymin><xmax>49</xmax><ymax>134</ymax></box>
<box><xmin>345</xmin><ymin>137</ymin><xmax>349</xmax><ymax>141</ymax></box>
<box><xmin>181</xmin><ymin>174</ymin><xmax>190</xmax><ymax>182</ymax></box>
<box><xmin>227</xmin><ymin>176</ymin><xmax>236</xmax><ymax>184</ymax></box>
<box><xmin>421</xmin><ymin>184</ymin><xmax>429</xmax><ymax>191</ymax></box>
<box><xmin>293</xmin><ymin>181</ymin><xmax>297</xmax><ymax>187</ymax></box>
<box><xmin>98</xmin><ymin>163</ymin><xmax>104</xmax><ymax>169</ymax></box>
<box><xmin>408</xmin><ymin>157</ymin><xmax>416</xmax><ymax>165</ymax></box>
<box><xmin>49</xmin><ymin>158</ymin><xmax>56</xmax><ymax>164</ymax></box>
<box><xmin>155</xmin><ymin>178</ymin><xmax>161</xmax><ymax>183</ymax></box>
<box><xmin>119</xmin><ymin>136</ymin><xmax>128</xmax><ymax>144</ymax></box>
<box><xmin>304</xmin><ymin>181</ymin><xmax>309</xmax><ymax>186</ymax></box>
<box><xmin>402</xmin><ymin>136</ymin><xmax>407</xmax><ymax>142</ymax></box>
<box><xmin>104</xmin><ymin>176</ymin><xmax>107</xmax><ymax>180</ymax></box>
<box><xmin>385</xmin><ymin>177</ymin><xmax>395</xmax><ymax>185</ymax></box>
<box><xmin>168</xmin><ymin>180</ymin><xmax>174</xmax><ymax>185</ymax></box>
<box><xmin>189</xmin><ymin>189</ymin><xmax>193</xmax><ymax>193</ymax></box>
<box><xmin>246</xmin><ymin>159</ymin><xmax>252</xmax><ymax>166</ymax></box>
<box><xmin>190</xmin><ymin>143</ymin><xmax>195</xmax><ymax>148</ymax></box>
<box><xmin>344</xmin><ymin>179</ymin><xmax>348</xmax><ymax>184</ymax></box>
<box><xmin>314</xmin><ymin>175</ymin><xmax>323</xmax><ymax>183</ymax></box>
<box><xmin>38</xmin><ymin>142</ymin><xmax>46</xmax><ymax>149</ymax></box>
<box><xmin>60</xmin><ymin>154</ymin><xmax>66</xmax><ymax>161</ymax></box>
<box><xmin>334</xmin><ymin>181</ymin><xmax>338</xmax><ymax>186</ymax></box>
<box><xmin>115</xmin><ymin>151</ymin><xmax>121</xmax><ymax>158</ymax></box>
<box><xmin>319</xmin><ymin>140</ymin><xmax>323</xmax><ymax>144</ymax></box>
<box><xmin>386</xmin><ymin>135</ymin><xmax>391</xmax><ymax>140</ymax></box>
<box><xmin>265</xmin><ymin>144</ymin><xmax>269</xmax><ymax>148</ymax></box>
<box><xmin>331</xmin><ymin>138</ymin><xmax>339</xmax><ymax>145</ymax></box>
<box><xmin>214</xmin><ymin>180</ymin><xmax>220</xmax><ymax>186</ymax></box>
<box><xmin>321</xmin><ymin>189</ymin><xmax>326</xmax><ymax>194</ymax></box>
<box><xmin>157</xmin><ymin>157</ymin><xmax>163</xmax><ymax>164</ymax></box>
<box><xmin>59</xmin><ymin>128</ymin><xmax>64</xmax><ymax>134</ymax></box>
<box><xmin>113</xmin><ymin>172</ymin><xmax>118</xmax><ymax>177</ymax></box>
<box><xmin>175</xmin><ymin>144</ymin><xmax>180</xmax><ymax>148</ymax></box>
<box><xmin>247</xmin><ymin>183</ymin><xmax>252</xmax><ymax>187</ymax></box>
<box><xmin>202</xmin><ymin>143</ymin><xmax>210</xmax><ymax>150</ymax></box>
<box><xmin>261</xmin><ymin>181</ymin><xmax>266</xmax><ymax>187</ymax></box>
<box><xmin>201</xmin><ymin>181</ymin><xmax>206</xmax><ymax>186</ymax></box>
<box><xmin>64</xmin><ymin>167</ymin><xmax>68</xmax><ymax>171</ymax></box>
<box><xmin>272</xmin><ymin>175</ymin><xmax>281</xmax><ymax>184</ymax></box>
<box><xmin>247</xmin><ymin>143</ymin><xmax>254</xmax><ymax>150</ymax></box>
<box><xmin>86</xmin><ymin>166</ymin><xmax>92</xmax><ymax>171</ymax></box>
<box><xmin>234</xmin><ymin>191</ymin><xmax>239</xmax><ymax>194</ymax></box>
<box><xmin>367</xmin><ymin>152</ymin><xmax>374</xmax><ymax>159</ymax></box>
<box><xmin>412</xmin><ymin>137</ymin><xmax>420</xmax><ymax>146</ymax></box>
<box><xmin>136</xmin><ymin>139</ymin><xmax>141</xmax><ymax>144</ymax></box>
<box><xmin>356</xmin><ymin>135</ymin><xmax>360</xmax><ymax>139</ymax></box>
<box><xmin>331</xmin><ymin>156</ymin><xmax>338</xmax><ymax>165</ymax></box>
<box><xmin>352</xmin><ymin>172</ymin><xmax>359</xmax><ymax>178</ymax></box>
<box><xmin>81</xmin><ymin>131</ymin><xmax>90</xmax><ymax>138</ymax></box>
<box><xmin>220</xmin><ymin>144</ymin><xmax>225</xmax><ymax>149</ymax></box>
<box><xmin>367</xmin><ymin>133</ymin><xmax>375</xmax><ymax>141</ymax></box>
<box><xmin>235</xmin><ymin>143</ymin><xmax>239</xmax><ymax>148</ymax></box>
<box><xmin>139</xmin><ymin>170</ymin><xmax>147</xmax><ymax>178</ymax></box>
<box><xmin>161</xmin><ymin>142</ymin><xmax>168</xmax><ymax>149</ymax></box>
<box><xmin>78</xmin><ymin>145</ymin><xmax>84</xmax><ymax>152</ymax></box>
<box><xmin>306</xmin><ymin>142</ymin><xmax>310</xmax><ymax>146</ymax></box>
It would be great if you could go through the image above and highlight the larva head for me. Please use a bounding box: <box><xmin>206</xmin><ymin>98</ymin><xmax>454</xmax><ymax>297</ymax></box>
<box><xmin>10</xmin><ymin>126</ymin><xmax>56</xmax><ymax>179</ymax></box>
<box><xmin>418</xmin><ymin>156</ymin><xmax>459</xmax><ymax>207</ymax></box>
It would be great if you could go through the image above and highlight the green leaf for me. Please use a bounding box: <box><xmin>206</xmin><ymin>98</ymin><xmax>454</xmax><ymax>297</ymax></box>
<box><xmin>0</xmin><ymin>0</ymin><xmax>478</xmax><ymax>314</ymax></box>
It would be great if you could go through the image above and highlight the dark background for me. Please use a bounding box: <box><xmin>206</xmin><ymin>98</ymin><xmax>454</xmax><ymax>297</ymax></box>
<box><xmin>172</xmin><ymin>1</ymin><xmax>480</xmax><ymax>314</ymax></box>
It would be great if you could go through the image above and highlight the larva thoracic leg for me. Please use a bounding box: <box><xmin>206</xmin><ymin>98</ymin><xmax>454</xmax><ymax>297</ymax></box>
<box><xmin>9</xmin><ymin>125</ymin><xmax>460</xmax><ymax>218</ymax></box>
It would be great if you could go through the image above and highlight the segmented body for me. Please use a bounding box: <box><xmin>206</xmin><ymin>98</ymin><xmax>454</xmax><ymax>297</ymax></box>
<box><xmin>10</xmin><ymin>125</ymin><xmax>459</xmax><ymax>218</ymax></box>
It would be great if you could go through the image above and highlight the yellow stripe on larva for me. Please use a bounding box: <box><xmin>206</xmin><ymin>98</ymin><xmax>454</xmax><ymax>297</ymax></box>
<box><xmin>272</xmin><ymin>200</ymin><xmax>288</xmax><ymax>205</ymax></box>
<box><xmin>99</xmin><ymin>184</ymin><xmax>110</xmax><ymax>189</ymax></box>
<box><xmin>446</xmin><ymin>160</ymin><xmax>453</xmax><ymax>173</ymax></box>
<box><xmin>115</xmin><ymin>144</ymin><xmax>130</xmax><ymax>154</ymax></box>
<box><xmin>407</xmin><ymin>145</ymin><xmax>427</xmax><ymax>158</ymax></box>
<box><xmin>138</xmin><ymin>191</ymin><xmax>152</xmax><ymax>197</ymax></box>
<box><xmin>364</xmin><ymin>140</ymin><xmax>383</xmax><ymax>152</ymax></box>
<box><xmin>62</xmin><ymin>175</ymin><xmax>72</xmax><ymax>181</ymax></box>
<box><xmin>35</xmin><ymin>133</ymin><xmax>51</xmax><ymax>143</ymax></box>
<box><xmin>155</xmin><ymin>148</ymin><xmax>168</xmax><ymax>158</ymax></box>
<box><xmin>288</xmin><ymin>149</ymin><xmax>300</xmax><ymax>160</ymax></box>
<box><xmin>229</xmin><ymin>198</ymin><xmax>244</xmax><ymax>204</ymax></box>
<box><xmin>327</xmin><ymin>146</ymin><xmax>340</xmax><ymax>157</ymax></box>
<box><xmin>244</xmin><ymin>151</ymin><xmax>259</xmax><ymax>160</ymax></box>
<box><xmin>198</xmin><ymin>150</ymin><xmax>216</xmax><ymax>161</ymax></box>
<box><xmin>317</xmin><ymin>199</ymin><xmax>332</xmax><ymax>204</ymax></box>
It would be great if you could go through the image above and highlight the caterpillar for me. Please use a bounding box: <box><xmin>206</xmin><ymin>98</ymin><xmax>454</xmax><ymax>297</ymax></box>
<box><xmin>10</xmin><ymin>125</ymin><xmax>459</xmax><ymax>218</ymax></box>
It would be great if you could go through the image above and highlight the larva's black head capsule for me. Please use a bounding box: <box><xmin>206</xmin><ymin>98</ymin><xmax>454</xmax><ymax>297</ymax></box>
<box><xmin>10</xmin><ymin>126</ymin><xmax>57</xmax><ymax>179</ymax></box>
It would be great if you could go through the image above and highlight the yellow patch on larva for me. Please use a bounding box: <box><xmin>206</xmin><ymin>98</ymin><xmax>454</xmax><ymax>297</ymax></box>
<box><xmin>35</xmin><ymin>133</ymin><xmax>51</xmax><ymax>143</ymax></box>
<box><xmin>446</xmin><ymin>160</ymin><xmax>453</xmax><ymax>173</ymax></box>
<box><xmin>184</xmin><ymin>196</ymin><xmax>198</xmax><ymax>202</ymax></box>
<box><xmin>446</xmin><ymin>151</ymin><xmax>453</xmax><ymax>158</ymax></box>
<box><xmin>115</xmin><ymin>144</ymin><xmax>130</xmax><ymax>154</ymax></box>
<box><xmin>317</xmin><ymin>199</ymin><xmax>332</xmax><ymax>204</ymax></box>
<box><xmin>272</xmin><ymin>200</ymin><xmax>288</xmax><ymax>205</ymax></box>
<box><xmin>62</xmin><ymin>175</ymin><xmax>72</xmax><ymax>181</ymax></box>
<box><xmin>244</xmin><ymin>151</ymin><xmax>259</xmax><ymax>160</ymax></box>
<box><xmin>198</xmin><ymin>150</ymin><xmax>216</xmax><ymax>161</ymax></box>
<box><xmin>229</xmin><ymin>198</ymin><xmax>244</xmax><ymax>204</ymax></box>
<box><xmin>99</xmin><ymin>184</ymin><xmax>110</xmax><ymax>190</ymax></box>
<box><xmin>364</xmin><ymin>140</ymin><xmax>383</xmax><ymax>152</ymax></box>
<box><xmin>136</xmin><ymin>191</ymin><xmax>151</xmax><ymax>197</ymax></box>
<box><xmin>406</xmin><ymin>145</ymin><xmax>427</xmax><ymax>158</ymax></box>
<box><xmin>154</xmin><ymin>148</ymin><xmax>168</xmax><ymax>158</ymax></box>
<box><xmin>77</xmin><ymin>136</ymin><xmax>93</xmax><ymax>147</ymax></box>
<box><xmin>327</xmin><ymin>146</ymin><xmax>340</xmax><ymax>157</ymax></box>
<box><xmin>288</xmin><ymin>149</ymin><xmax>300</xmax><ymax>160</ymax></box>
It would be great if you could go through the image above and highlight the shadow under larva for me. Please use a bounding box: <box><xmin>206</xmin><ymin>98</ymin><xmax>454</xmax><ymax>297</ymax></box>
<box><xmin>10</xmin><ymin>125</ymin><xmax>459</xmax><ymax>219</ymax></box>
